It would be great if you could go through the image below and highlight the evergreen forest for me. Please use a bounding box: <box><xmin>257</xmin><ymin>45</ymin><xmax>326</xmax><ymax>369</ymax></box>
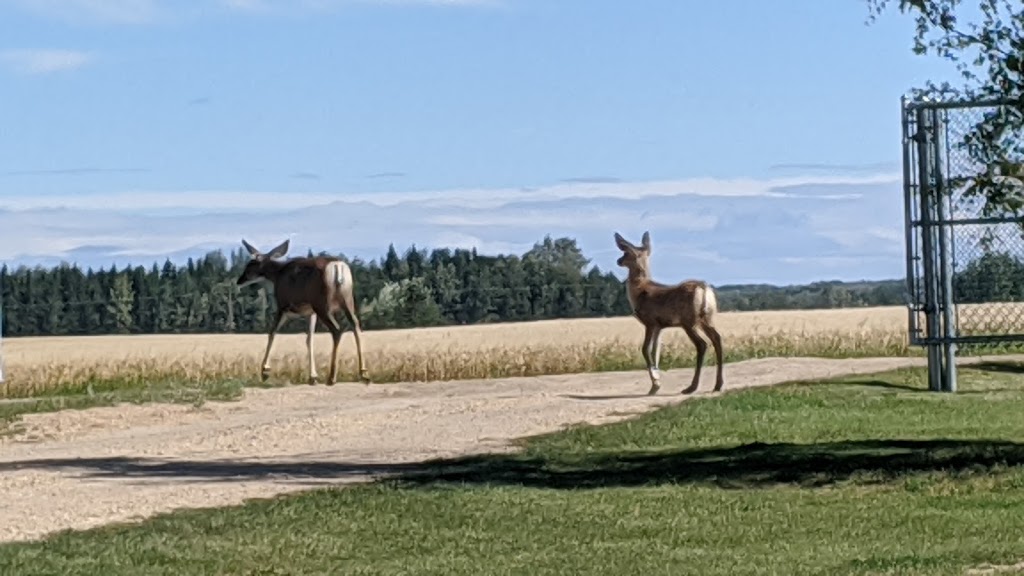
<box><xmin>3</xmin><ymin>235</ymin><xmax>1017</xmax><ymax>337</ymax></box>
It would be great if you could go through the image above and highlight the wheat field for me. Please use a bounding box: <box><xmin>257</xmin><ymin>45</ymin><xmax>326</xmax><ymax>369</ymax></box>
<box><xmin>0</xmin><ymin>306</ymin><xmax>920</xmax><ymax>398</ymax></box>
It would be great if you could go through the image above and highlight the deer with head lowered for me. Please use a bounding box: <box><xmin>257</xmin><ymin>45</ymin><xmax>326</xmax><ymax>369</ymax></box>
<box><xmin>613</xmin><ymin>231</ymin><xmax>724</xmax><ymax>396</ymax></box>
<box><xmin>236</xmin><ymin>238</ymin><xmax>370</xmax><ymax>386</ymax></box>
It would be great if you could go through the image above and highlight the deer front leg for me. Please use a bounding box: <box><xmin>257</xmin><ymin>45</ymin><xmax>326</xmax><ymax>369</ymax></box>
<box><xmin>653</xmin><ymin>327</ymin><xmax>663</xmax><ymax>377</ymax></box>
<box><xmin>306</xmin><ymin>314</ymin><xmax>319</xmax><ymax>385</ymax></box>
<box><xmin>260</xmin><ymin>311</ymin><xmax>287</xmax><ymax>382</ymax></box>
<box><xmin>642</xmin><ymin>325</ymin><xmax>660</xmax><ymax>395</ymax></box>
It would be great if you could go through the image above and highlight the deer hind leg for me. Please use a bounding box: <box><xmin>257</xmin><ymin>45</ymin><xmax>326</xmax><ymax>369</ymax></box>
<box><xmin>313</xmin><ymin>308</ymin><xmax>344</xmax><ymax>386</ymax></box>
<box><xmin>306</xmin><ymin>313</ymin><xmax>319</xmax><ymax>385</ymax></box>
<box><xmin>642</xmin><ymin>325</ymin><xmax>661</xmax><ymax>395</ymax></box>
<box><xmin>701</xmin><ymin>320</ymin><xmax>725</xmax><ymax>392</ymax></box>
<box><xmin>260</xmin><ymin>310</ymin><xmax>287</xmax><ymax>382</ymax></box>
<box><xmin>681</xmin><ymin>324</ymin><xmax>708</xmax><ymax>395</ymax></box>
<box><xmin>307</xmin><ymin>305</ymin><xmax>344</xmax><ymax>385</ymax></box>
<box><xmin>341</xmin><ymin>293</ymin><xmax>370</xmax><ymax>384</ymax></box>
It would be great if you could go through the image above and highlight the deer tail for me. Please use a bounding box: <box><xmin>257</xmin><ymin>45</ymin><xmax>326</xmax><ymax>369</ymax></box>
<box><xmin>700</xmin><ymin>282</ymin><xmax>718</xmax><ymax>320</ymax></box>
<box><xmin>328</xmin><ymin>261</ymin><xmax>352</xmax><ymax>287</ymax></box>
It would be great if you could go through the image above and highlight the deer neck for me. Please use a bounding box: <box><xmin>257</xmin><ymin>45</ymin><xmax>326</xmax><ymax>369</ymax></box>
<box><xmin>257</xmin><ymin>259</ymin><xmax>287</xmax><ymax>283</ymax></box>
<box><xmin>626</xmin><ymin>268</ymin><xmax>652</xmax><ymax>289</ymax></box>
<box><xmin>624</xmin><ymin>268</ymin><xmax>651</xmax><ymax>313</ymax></box>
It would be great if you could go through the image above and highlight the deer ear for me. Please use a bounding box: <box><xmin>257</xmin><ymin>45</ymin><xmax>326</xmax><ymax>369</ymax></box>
<box><xmin>267</xmin><ymin>239</ymin><xmax>290</xmax><ymax>259</ymax></box>
<box><xmin>241</xmin><ymin>239</ymin><xmax>260</xmax><ymax>256</ymax></box>
<box><xmin>641</xmin><ymin>231</ymin><xmax>650</xmax><ymax>252</ymax></box>
<box><xmin>613</xmin><ymin>232</ymin><xmax>634</xmax><ymax>252</ymax></box>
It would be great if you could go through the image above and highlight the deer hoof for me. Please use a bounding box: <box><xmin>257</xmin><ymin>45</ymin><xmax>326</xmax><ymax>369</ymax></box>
<box><xmin>713</xmin><ymin>382</ymin><xmax>724</xmax><ymax>392</ymax></box>
<box><xmin>681</xmin><ymin>384</ymin><xmax>699</xmax><ymax>395</ymax></box>
<box><xmin>260</xmin><ymin>370</ymin><xmax>270</xmax><ymax>382</ymax></box>
<box><xmin>308</xmin><ymin>376</ymin><xmax>319</xmax><ymax>386</ymax></box>
<box><xmin>359</xmin><ymin>371</ymin><xmax>371</xmax><ymax>384</ymax></box>
<box><xmin>647</xmin><ymin>382</ymin><xmax>660</xmax><ymax>395</ymax></box>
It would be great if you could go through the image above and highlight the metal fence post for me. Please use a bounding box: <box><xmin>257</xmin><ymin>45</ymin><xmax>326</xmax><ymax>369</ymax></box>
<box><xmin>930</xmin><ymin>107</ymin><xmax>958</xmax><ymax>392</ymax></box>
<box><xmin>915</xmin><ymin>106</ymin><xmax>943</xmax><ymax>392</ymax></box>
<box><xmin>901</xmin><ymin>97</ymin><xmax>921</xmax><ymax>345</ymax></box>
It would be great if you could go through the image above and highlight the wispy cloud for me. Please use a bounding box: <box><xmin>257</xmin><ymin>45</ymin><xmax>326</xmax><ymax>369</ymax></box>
<box><xmin>360</xmin><ymin>0</ymin><xmax>503</xmax><ymax>5</ymax></box>
<box><xmin>366</xmin><ymin>171</ymin><xmax>407</xmax><ymax>179</ymax></box>
<box><xmin>0</xmin><ymin>172</ymin><xmax>908</xmax><ymax>284</ymax></box>
<box><xmin>4</xmin><ymin>167</ymin><xmax>149</xmax><ymax>177</ymax></box>
<box><xmin>219</xmin><ymin>0</ymin><xmax>272</xmax><ymax>11</ymax></box>
<box><xmin>219</xmin><ymin>0</ymin><xmax>502</xmax><ymax>13</ymax></box>
<box><xmin>769</xmin><ymin>161</ymin><xmax>899</xmax><ymax>173</ymax></box>
<box><xmin>560</xmin><ymin>176</ymin><xmax>622</xmax><ymax>184</ymax></box>
<box><xmin>0</xmin><ymin>173</ymin><xmax>898</xmax><ymax>212</ymax></box>
<box><xmin>0</xmin><ymin>49</ymin><xmax>93</xmax><ymax>74</ymax></box>
<box><xmin>8</xmin><ymin>0</ymin><xmax>500</xmax><ymax>25</ymax></box>
<box><xmin>9</xmin><ymin>0</ymin><xmax>160</xmax><ymax>24</ymax></box>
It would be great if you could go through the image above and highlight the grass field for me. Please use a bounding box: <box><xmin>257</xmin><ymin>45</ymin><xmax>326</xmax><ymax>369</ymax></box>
<box><xmin>4</xmin><ymin>362</ymin><xmax>1024</xmax><ymax>575</ymax></box>
<box><xmin>3</xmin><ymin>306</ymin><xmax>916</xmax><ymax>398</ymax></box>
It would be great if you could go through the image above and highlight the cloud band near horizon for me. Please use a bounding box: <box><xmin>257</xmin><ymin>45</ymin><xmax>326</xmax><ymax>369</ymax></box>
<box><xmin>0</xmin><ymin>172</ymin><xmax>908</xmax><ymax>286</ymax></box>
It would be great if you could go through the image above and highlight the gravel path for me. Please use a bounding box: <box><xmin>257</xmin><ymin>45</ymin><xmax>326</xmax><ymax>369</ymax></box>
<box><xmin>0</xmin><ymin>355</ymin><xmax>980</xmax><ymax>543</ymax></box>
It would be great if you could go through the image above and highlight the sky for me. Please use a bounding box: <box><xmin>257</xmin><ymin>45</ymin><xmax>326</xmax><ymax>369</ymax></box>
<box><xmin>0</xmin><ymin>0</ymin><xmax>961</xmax><ymax>285</ymax></box>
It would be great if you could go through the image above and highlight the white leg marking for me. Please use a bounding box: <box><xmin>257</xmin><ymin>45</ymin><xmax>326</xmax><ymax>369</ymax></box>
<box><xmin>307</xmin><ymin>314</ymin><xmax>318</xmax><ymax>381</ymax></box>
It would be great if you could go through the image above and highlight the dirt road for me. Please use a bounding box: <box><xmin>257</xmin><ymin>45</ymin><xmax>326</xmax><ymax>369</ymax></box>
<box><xmin>0</xmin><ymin>356</ymin><xmax>958</xmax><ymax>543</ymax></box>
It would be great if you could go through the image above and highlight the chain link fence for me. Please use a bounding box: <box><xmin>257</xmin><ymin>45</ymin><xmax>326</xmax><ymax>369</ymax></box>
<box><xmin>903</xmin><ymin>96</ymin><xmax>1024</xmax><ymax>391</ymax></box>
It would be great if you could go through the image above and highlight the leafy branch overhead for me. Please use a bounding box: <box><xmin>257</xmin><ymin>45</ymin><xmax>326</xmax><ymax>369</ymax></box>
<box><xmin>868</xmin><ymin>0</ymin><xmax>1024</xmax><ymax>216</ymax></box>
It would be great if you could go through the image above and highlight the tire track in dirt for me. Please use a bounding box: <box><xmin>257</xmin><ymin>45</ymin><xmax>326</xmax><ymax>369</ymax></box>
<box><xmin>0</xmin><ymin>355</ymin><xmax>1006</xmax><ymax>543</ymax></box>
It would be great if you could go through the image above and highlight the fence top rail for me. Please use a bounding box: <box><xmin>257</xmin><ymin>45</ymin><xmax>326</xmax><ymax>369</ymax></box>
<box><xmin>912</xmin><ymin>215</ymin><xmax>1024</xmax><ymax>226</ymax></box>
<box><xmin>903</xmin><ymin>97</ymin><xmax>1021</xmax><ymax>111</ymax></box>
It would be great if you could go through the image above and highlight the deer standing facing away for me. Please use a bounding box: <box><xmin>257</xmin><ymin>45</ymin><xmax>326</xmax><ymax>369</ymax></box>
<box><xmin>614</xmin><ymin>231</ymin><xmax>724</xmax><ymax>395</ymax></box>
<box><xmin>236</xmin><ymin>239</ymin><xmax>370</xmax><ymax>386</ymax></box>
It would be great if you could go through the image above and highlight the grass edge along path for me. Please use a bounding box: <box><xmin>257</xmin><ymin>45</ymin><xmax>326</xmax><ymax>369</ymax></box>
<box><xmin>4</xmin><ymin>361</ymin><xmax>1024</xmax><ymax>574</ymax></box>
<box><xmin>0</xmin><ymin>378</ymin><xmax>247</xmax><ymax>434</ymax></box>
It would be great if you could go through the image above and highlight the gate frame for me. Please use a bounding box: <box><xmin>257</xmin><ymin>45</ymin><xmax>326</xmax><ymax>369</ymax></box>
<box><xmin>901</xmin><ymin>95</ymin><xmax>1024</xmax><ymax>393</ymax></box>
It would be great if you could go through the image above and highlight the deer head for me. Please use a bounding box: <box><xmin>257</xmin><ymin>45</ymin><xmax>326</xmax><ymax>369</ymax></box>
<box><xmin>613</xmin><ymin>231</ymin><xmax>651</xmax><ymax>277</ymax></box>
<box><xmin>236</xmin><ymin>238</ymin><xmax>291</xmax><ymax>286</ymax></box>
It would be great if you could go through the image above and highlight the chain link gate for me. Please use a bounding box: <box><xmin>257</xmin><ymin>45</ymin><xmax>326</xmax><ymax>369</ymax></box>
<box><xmin>902</xmin><ymin>96</ymin><xmax>1024</xmax><ymax>392</ymax></box>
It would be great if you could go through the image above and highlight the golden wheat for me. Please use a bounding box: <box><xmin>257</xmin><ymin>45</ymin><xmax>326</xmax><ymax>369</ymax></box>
<box><xmin>0</xmin><ymin>306</ymin><xmax>927</xmax><ymax>398</ymax></box>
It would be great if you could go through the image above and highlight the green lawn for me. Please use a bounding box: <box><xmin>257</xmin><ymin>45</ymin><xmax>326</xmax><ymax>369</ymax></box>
<box><xmin>4</xmin><ymin>362</ymin><xmax>1024</xmax><ymax>575</ymax></box>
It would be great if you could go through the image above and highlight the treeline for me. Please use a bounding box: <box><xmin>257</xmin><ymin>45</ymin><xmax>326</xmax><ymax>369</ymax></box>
<box><xmin>0</xmin><ymin>235</ymin><xmax>915</xmax><ymax>337</ymax></box>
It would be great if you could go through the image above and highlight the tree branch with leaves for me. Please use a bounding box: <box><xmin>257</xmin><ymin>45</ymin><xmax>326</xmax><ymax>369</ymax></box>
<box><xmin>868</xmin><ymin>0</ymin><xmax>1024</xmax><ymax>216</ymax></box>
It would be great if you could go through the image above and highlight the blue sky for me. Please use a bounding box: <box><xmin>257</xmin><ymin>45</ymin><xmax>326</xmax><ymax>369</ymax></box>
<box><xmin>0</xmin><ymin>0</ymin><xmax>959</xmax><ymax>285</ymax></box>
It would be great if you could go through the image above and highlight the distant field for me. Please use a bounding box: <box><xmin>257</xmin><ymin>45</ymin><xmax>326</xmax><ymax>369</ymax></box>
<box><xmin>3</xmin><ymin>306</ymin><xmax>915</xmax><ymax>398</ymax></box>
<box><xmin>6</xmin><ymin>303</ymin><xmax>1024</xmax><ymax>398</ymax></box>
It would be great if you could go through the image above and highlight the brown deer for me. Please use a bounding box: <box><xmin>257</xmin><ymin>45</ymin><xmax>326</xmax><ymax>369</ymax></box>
<box><xmin>236</xmin><ymin>238</ymin><xmax>370</xmax><ymax>386</ymax></box>
<box><xmin>613</xmin><ymin>231</ymin><xmax>724</xmax><ymax>395</ymax></box>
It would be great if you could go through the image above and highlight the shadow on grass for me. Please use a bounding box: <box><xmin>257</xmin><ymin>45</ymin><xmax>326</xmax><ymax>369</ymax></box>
<box><xmin>0</xmin><ymin>457</ymin><xmax>423</xmax><ymax>487</ymax></box>
<box><xmin>824</xmin><ymin>379</ymin><xmax>924</xmax><ymax>393</ymax></box>
<box><xmin>4</xmin><ymin>438</ymin><xmax>1024</xmax><ymax>490</ymax></box>
<box><xmin>402</xmin><ymin>438</ymin><xmax>1024</xmax><ymax>489</ymax></box>
<box><xmin>963</xmin><ymin>361</ymin><xmax>1024</xmax><ymax>375</ymax></box>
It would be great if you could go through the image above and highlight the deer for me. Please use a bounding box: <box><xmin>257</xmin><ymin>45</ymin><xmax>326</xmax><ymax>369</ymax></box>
<box><xmin>613</xmin><ymin>231</ymin><xmax>724</xmax><ymax>396</ymax></box>
<box><xmin>235</xmin><ymin>238</ymin><xmax>370</xmax><ymax>386</ymax></box>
